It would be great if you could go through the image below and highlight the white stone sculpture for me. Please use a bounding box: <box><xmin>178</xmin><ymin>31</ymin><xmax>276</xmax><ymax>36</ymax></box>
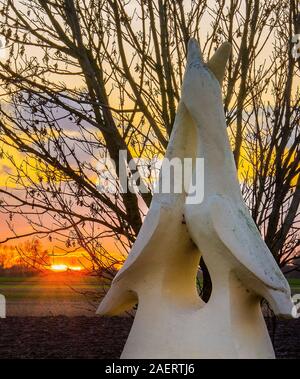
<box><xmin>97</xmin><ymin>38</ymin><xmax>293</xmax><ymax>359</ymax></box>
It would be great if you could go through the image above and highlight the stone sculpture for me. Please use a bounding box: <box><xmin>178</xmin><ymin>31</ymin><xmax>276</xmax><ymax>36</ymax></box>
<box><xmin>97</xmin><ymin>38</ymin><xmax>293</xmax><ymax>359</ymax></box>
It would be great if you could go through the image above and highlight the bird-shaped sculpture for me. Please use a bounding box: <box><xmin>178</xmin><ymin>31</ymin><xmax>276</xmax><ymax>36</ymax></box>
<box><xmin>98</xmin><ymin>38</ymin><xmax>293</xmax><ymax>359</ymax></box>
<box><xmin>182</xmin><ymin>38</ymin><xmax>293</xmax><ymax>317</ymax></box>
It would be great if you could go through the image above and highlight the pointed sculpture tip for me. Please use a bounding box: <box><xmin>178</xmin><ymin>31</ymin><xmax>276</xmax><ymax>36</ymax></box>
<box><xmin>187</xmin><ymin>37</ymin><xmax>203</xmax><ymax>65</ymax></box>
<box><xmin>219</xmin><ymin>42</ymin><xmax>232</xmax><ymax>58</ymax></box>
<box><xmin>206</xmin><ymin>41</ymin><xmax>232</xmax><ymax>85</ymax></box>
<box><xmin>187</xmin><ymin>38</ymin><xmax>199</xmax><ymax>51</ymax></box>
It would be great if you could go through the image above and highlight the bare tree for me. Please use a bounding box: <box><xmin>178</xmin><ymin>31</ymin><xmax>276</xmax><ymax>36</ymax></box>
<box><xmin>0</xmin><ymin>1</ymin><xmax>299</xmax><ymax>295</ymax></box>
<box><xmin>16</xmin><ymin>238</ymin><xmax>50</xmax><ymax>270</ymax></box>
<box><xmin>0</xmin><ymin>244</ymin><xmax>14</xmax><ymax>268</ymax></box>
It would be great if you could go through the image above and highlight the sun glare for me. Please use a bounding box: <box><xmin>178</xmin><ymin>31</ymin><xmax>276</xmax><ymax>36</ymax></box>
<box><xmin>50</xmin><ymin>264</ymin><xmax>68</xmax><ymax>272</ymax></box>
<box><xmin>50</xmin><ymin>264</ymin><xmax>83</xmax><ymax>272</ymax></box>
<box><xmin>69</xmin><ymin>266</ymin><xmax>83</xmax><ymax>271</ymax></box>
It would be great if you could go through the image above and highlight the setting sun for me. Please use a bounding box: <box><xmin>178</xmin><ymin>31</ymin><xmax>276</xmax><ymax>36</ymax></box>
<box><xmin>49</xmin><ymin>264</ymin><xmax>83</xmax><ymax>272</ymax></box>
<box><xmin>50</xmin><ymin>264</ymin><xmax>68</xmax><ymax>272</ymax></box>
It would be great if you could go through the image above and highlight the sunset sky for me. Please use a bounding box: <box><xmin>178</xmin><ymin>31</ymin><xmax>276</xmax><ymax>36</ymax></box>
<box><xmin>0</xmin><ymin>1</ymin><xmax>299</xmax><ymax>272</ymax></box>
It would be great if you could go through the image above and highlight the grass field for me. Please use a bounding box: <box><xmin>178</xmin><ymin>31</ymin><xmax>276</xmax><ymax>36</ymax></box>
<box><xmin>0</xmin><ymin>273</ymin><xmax>105</xmax><ymax>316</ymax></box>
<box><xmin>0</xmin><ymin>274</ymin><xmax>103</xmax><ymax>300</ymax></box>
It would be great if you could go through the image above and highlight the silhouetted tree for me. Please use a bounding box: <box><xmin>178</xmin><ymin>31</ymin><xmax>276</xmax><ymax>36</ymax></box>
<box><xmin>0</xmin><ymin>1</ymin><xmax>299</xmax><ymax>297</ymax></box>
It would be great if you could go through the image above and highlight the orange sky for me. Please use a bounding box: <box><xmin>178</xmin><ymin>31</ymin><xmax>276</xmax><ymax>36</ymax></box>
<box><xmin>0</xmin><ymin>1</ymin><xmax>299</xmax><ymax>269</ymax></box>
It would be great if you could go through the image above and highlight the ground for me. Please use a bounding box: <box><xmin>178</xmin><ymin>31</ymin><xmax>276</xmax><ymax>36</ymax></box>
<box><xmin>0</xmin><ymin>316</ymin><xmax>132</xmax><ymax>359</ymax></box>
<box><xmin>0</xmin><ymin>316</ymin><xmax>299</xmax><ymax>359</ymax></box>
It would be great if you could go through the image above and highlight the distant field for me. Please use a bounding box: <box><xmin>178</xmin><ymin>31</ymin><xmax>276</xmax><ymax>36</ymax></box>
<box><xmin>0</xmin><ymin>275</ymin><xmax>103</xmax><ymax>299</ymax></box>
<box><xmin>0</xmin><ymin>274</ymin><xmax>105</xmax><ymax>316</ymax></box>
<box><xmin>0</xmin><ymin>275</ymin><xmax>299</xmax><ymax>317</ymax></box>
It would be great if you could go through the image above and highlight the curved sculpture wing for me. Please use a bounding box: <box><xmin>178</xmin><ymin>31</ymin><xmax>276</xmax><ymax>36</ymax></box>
<box><xmin>97</xmin><ymin>103</ymin><xmax>200</xmax><ymax>315</ymax></box>
<box><xmin>113</xmin><ymin>103</ymin><xmax>197</xmax><ymax>283</ymax></box>
<box><xmin>210</xmin><ymin>195</ymin><xmax>293</xmax><ymax>316</ymax></box>
<box><xmin>210</xmin><ymin>195</ymin><xmax>288</xmax><ymax>291</ymax></box>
